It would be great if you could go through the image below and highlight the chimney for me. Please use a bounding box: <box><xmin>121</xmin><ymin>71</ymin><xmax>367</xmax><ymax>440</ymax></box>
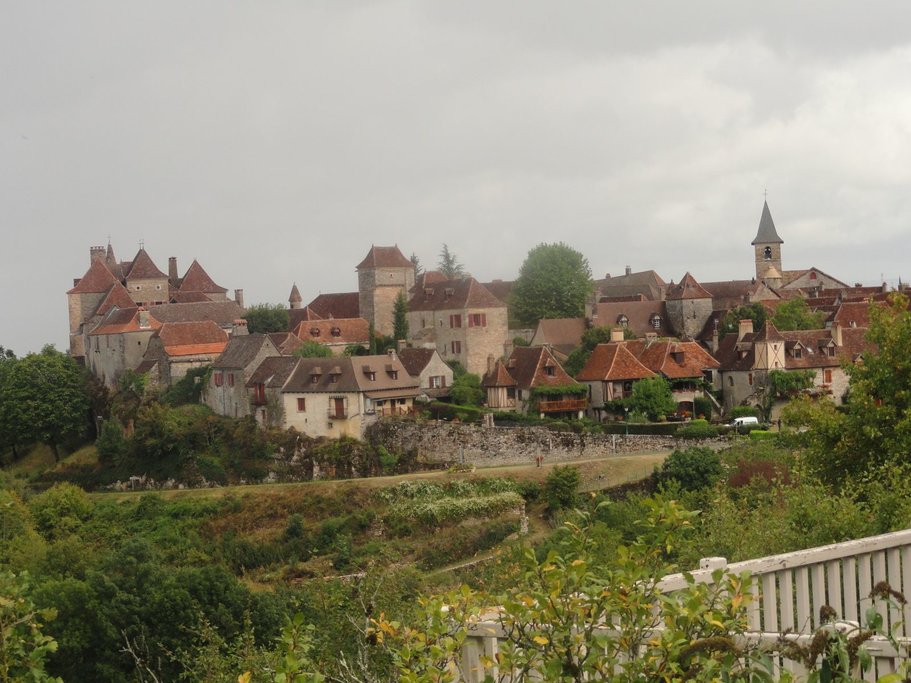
<box><xmin>138</xmin><ymin>309</ymin><xmax>150</xmax><ymax>329</ymax></box>
<box><xmin>625</xmin><ymin>265</ymin><xmax>632</xmax><ymax>276</ymax></box>
<box><xmin>610</xmin><ymin>327</ymin><xmax>624</xmax><ymax>342</ymax></box>
<box><xmin>396</xmin><ymin>338</ymin><xmax>407</xmax><ymax>352</ymax></box>
<box><xmin>832</xmin><ymin>320</ymin><xmax>843</xmax><ymax>346</ymax></box>
<box><xmin>234</xmin><ymin>288</ymin><xmax>245</xmax><ymax>309</ymax></box>
<box><xmin>168</xmin><ymin>257</ymin><xmax>178</xmax><ymax>284</ymax></box>
<box><xmin>90</xmin><ymin>246</ymin><xmax>105</xmax><ymax>263</ymax></box>
<box><xmin>710</xmin><ymin>319</ymin><xmax>720</xmax><ymax>353</ymax></box>
<box><xmin>882</xmin><ymin>281</ymin><xmax>889</xmax><ymax>293</ymax></box>
<box><xmin>232</xmin><ymin>319</ymin><xmax>249</xmax><ymax>336</ymax></box>
<box><xmin>386</xmin><ymin>348</ymin><xmax>397</xmax><ymax>361</ymax></box>
<box><xmin>738</xmin><ymin>319</ymin><xmax>753</xmax><ymax>341</ymax></box>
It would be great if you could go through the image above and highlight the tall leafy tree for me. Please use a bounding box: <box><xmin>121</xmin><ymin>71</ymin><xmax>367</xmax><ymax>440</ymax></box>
<box><xmin>243</xmin><ymin>303</ymin><xmax>290</xmax><ymax>334</ymax></box>
<box><xmin>437</xmin><ymin>244</ymin><xmax>465</xmax><ymax>279</ymax></box>
<box><xmin>1</xmin><ymin>346</ymin><xmax>89</xmax><ymax>461</ymax></box>
<box><xmin>510</xmin><ymin>242</ymin><xmax>593</xmax><ymax>327</ymax></box>
<box><xmin>292</xmin><ymin>341</ymin><xmax>333</xmax><ymax>358</ymax></box>
<box><xmin>783</xmin><ymin>293</ymin><xmax>911</xmax><ymax>486</ymax></box>
<box><xmin>772</xmin><ymin>298</ymin><xmax>826</xmax><ymax>331</ymax></box>
<box><xmin>627</xmin><ymin>376</ymin><xmax>677</xmax><ymax>421</ymax></box>
<box><xmin>409</xmin><ymin>252</ymin><xmax>423</xmax><ymax>277</ymax></box>
<box><xmin>720</xmin><ymin>303</ymin><xmax>767</xmax><ymax>335</ymax></box>
<box><xmin>393</xmin><ymin>292</ymin><xmax>409</xmax><ymax>342</ymax></box>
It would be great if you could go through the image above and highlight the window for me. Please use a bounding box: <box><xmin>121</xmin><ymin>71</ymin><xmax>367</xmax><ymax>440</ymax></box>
<box><xmin>429</xmin><ymin>375</ymin><xmax>445</xmax><ymax>388</ymax></box>
<box><xmin>311</xmin><ymin>375</ymin><xmax>320</xmax><ymax>384</ymax></box>
<box><xmin>227</xmin><ymin>373</ymin><xmax>235</xmax><ymax>387</ymax></box>
<box><xmin>297</xmin><ymin>397</ymin><xmax>306</xmax><ymax>412</ymax></box>
<box><xmin>367</xmin><ymin>372</ymin><xmax>376</xmax><ymax>381</ymax></box>
<box><xmin>506</xmin><ymin>387</ymin><xmax>516</xmax><ymax>399</ymax></box>
<box><xmin>809</xmin><ymin>271</ymin><xmax>817</xmax><ymax>280</ymax></box>
<box><xmin>650</xmin><ymin>314</ymin><xmax>662</xmax><ymax>329</ymax></box>
<box><xmin>794</xmin><ymin>347</ymin><xmax>802</xmax><ymax>359</ymax></box>
<box><xmin>748</xmin><ymin>373</ymin><xmax>753</xmax><ymax>386</ymax></box>
<box><xmin>728</xmin><ymin>376</ymin><xmax>734</xmax><ymax>387</ymax></box>
<box><xmin>449</xmin><ymin>314</ymin><xmax>462</xmax><ymax>328</ymax></box>
<box><xmin>823</xmin><ymin>368</ymin><xmax>832</xmax><ymax>384</ymax></box>
<box><xmin>451</xmin><ymin>341</ymin><xmax>461</xmax><ymax>354</ymax></box>
<box><xmin>330</xmin><ymin>327</ymin><xmax>341</xmax><ymax>337</ymax></box>
<box><xmin>617</xmin><ymin>314</ymin><xmax>629</xmax><ymax>327</ymax></box>
<box><xmin>763</xmin><ymin>246</ymin><xmax>772</xmax><ymax>260</ymax></box>
<box><xmin>214</xmin><ymin>371</ymin><xmax>223</xmax><ymax>387</ymax></box>
<box><xmin>468</xmin><ymin>313</ymin><xmax>486</xmax><ymax>327</ymax></box>
<box><xmin>544</xmin><ymin>365</ymin><xmax>555</xmax><ymax>377</ymax></box>
<box><xmin>389</xmin><ymin>370</ymin><xmax>398</xmax><ymax>380</ymax></box>
<box><xmin>310</xmin><ymin>327</ymin><xmax>321</xmax><ymax>337</ymax></box>
<box><xmin>155</xmin><ymin>284</ymin><xmax>162</xmax><ymax>290</ymax></box>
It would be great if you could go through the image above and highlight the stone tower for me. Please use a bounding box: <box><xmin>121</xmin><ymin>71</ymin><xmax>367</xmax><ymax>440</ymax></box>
<box><xmin>288</xmin><ymin>283</ymin><xmax>302</xmax><ymax>310</ymax></box>
<box><xmin>356</xmin><ymin>246</ymin><xmax>415</xmax><ymax>336</ymax></box>
<box><xmin>752</xmin><ymin>200</ymin><xmax>784</xmax><ymax>285</ymax></box>
<box><xmin>665</xmin><ymin>272</ymin><xmax>713</xmax><ymax>340</ymax></box>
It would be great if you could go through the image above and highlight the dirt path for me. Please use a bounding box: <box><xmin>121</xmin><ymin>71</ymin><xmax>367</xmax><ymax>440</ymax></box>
<box><xmin>94</xmin><ymin>451</ymin><xmax>670</xmax><ymax>502</ymax></box>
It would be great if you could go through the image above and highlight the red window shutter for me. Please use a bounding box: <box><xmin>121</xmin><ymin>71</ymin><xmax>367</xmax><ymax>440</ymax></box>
<box><xmin>297</xmin><ymin>397</ymin><xmax>306</xmax><ymax>412</ymax></box>
<box><xmin>214</xmin><ymin>372</ymin><xmax>223</xmax><ymax>387</ymax></box>
<box><xmin>468</xmin><ymin>315</ymin><xmax>474</xmax><ymax>328</ymax></box>
<box><xmin>228</xmin><ymin>374</ymin><xmax>235</xmax><ymax>387</ymax></box>
<box><xmin>481</xmin><ymin>313</ymin><xmax>487</xmax><ymax>327</ymax></box>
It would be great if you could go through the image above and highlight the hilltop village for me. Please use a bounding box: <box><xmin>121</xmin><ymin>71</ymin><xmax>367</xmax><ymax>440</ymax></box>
<box><xmin>67</xmin><ymin>201</ymin><xmax>906</xmax><ymax>440</ymax></box>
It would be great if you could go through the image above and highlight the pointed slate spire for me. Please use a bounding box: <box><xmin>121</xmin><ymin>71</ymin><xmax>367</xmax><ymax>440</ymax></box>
<box><xmin>289</xmin><ymin>283</ymin><xmax>303</xmax><ymax>309</ymax></box>
<box><xmin>751</xmin><ymin>200</ymin><xmax>784</xmax><ymax>245</ymax></box>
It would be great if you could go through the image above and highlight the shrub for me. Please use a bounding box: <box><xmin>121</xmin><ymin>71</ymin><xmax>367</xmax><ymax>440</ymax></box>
<box><xmin>693</xmin><ymin>397</ymin><xmax>713</xmax><ymax>420</ymax></box>
<box><xmin>731</xmin><ymin>405</ymin><xmax>759</xmax><ymax>419</ymax></box>
<box><xmin>28</xmin><ymin>482</ymin><xmax>93</xmax><ymax>539</ymax></box>
<box><xmin>676</xmin><ymin>419</ymin><xmax>718</xmax><ymax>439</ymax></box>
<box><xmin>95</xmin><ymin>419</ymin><xmax>128</xmax><ymax>464</ymax></box>
<box><xmin>748</xmin><ymin>429</ymin><xmax>776</xmax><ymax>441</ymax></box>
<box><xmin>543</xmin><ymin>466</ymin><xmax>580</xmax><ymax>511</ymax></box>
<box><xmin>655</xmin><ymin>447</ymin><xmax>722</xmax><ymax>492</ymax></box>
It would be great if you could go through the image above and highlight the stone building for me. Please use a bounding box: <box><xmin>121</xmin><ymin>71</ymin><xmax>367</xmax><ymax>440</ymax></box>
<box><xmin>406</xmin><ymin>278</ymin><xmax>509</xmax><ymax>376</ymax></box>
<box><xmin>482</xmin><ymin>346</ymin><xmax>585</xmax><ymax>417</ymax></box>
<box><xmin>397</xmin><ymin>347</ymin><xmax>453</xmax><ymax>400</ymax></box>
<box><xmin>665</xmin><ymin>273</ymin><xmax>714</xmax><ymax>340</ymax></box>
<box><xmin>277</xmin><ymin>351</ymin><xmax>420</xmax><ymax>439</ymax></box>
<box><xmin>290</xmin><ymin>318</ymin><xmax>371</xmax><ymax>355</ymax></box>
<box><xmin>140</xmin><ymin>320</ymin><xmax>229</xmax><ymax>388</ymax></box>
<box><xmin>204</xmin><ymin>334</ymin><xmax>280</xmax><ymax>418</ymax></box>
<box><xmin>85</xmin><ymin>308</ymin><xmax>162</xmax><ymax>387</ymax></box>
<box><xmin>356</xmin><ymin>245</ymin><xmax>415</xmax><ymax>337</ymax></box>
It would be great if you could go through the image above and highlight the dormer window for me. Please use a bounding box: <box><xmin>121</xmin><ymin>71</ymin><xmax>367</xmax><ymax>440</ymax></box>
<box><xmin>444</xmin><ymin>287</ymin><xmax>455</xmax><ymax>299</ymax></box>
<box><xmin>367</xmin><ymin>372</ymin><xmax>376</xmax><ymax>381</ymax></box>
<box><xmin>794</xmin><ymin>347</ymin><xmax>802</xmax><ymax>359</ymax></box>
<box><xmin>544</xmin><ymin>365</ymin><xmax>555</xmax><ymax>377</ymax></box>
<box><xmin>617</xmin><ymin>314</ymin><xmax>629</xmax><ymax>327</ymax></box>
<box><xmin>809</xmin><ymin>271</ymin><xmax>817</xmax><ymax>280</ymax></box>
<box><xmin>330</xmin><ymin>327</ymin><xmax>341</xmax><ymax>337</ymax></box>
<box><xmin>310</xmin><ymin>327</ymin><xmax>321</xmax><ymax>337</ymax></box>
<box><xmin>763</xmin><ymin>246</ymin><xmax>772</xmax><ymax>261</ymax></box>
<box><xmin>424</xmin><ymin>287</ymin><xmax>434</xmax><ymax>297</ymax></box>
<box><xmin>650</xmin><ymin>314</ymin><xmax>662</xmax><ymax>330</ymax></box>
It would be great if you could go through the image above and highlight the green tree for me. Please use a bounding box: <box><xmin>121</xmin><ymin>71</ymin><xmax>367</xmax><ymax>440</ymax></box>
<box><xmin>292</xmin><ymin>341</ymin><xmax>333</xmax><ymax>358</ymax></box>
<box><xmin>656</xmin><ymin>447</ymin><xmax>723</xmax><ymax>492</ymax></box>
<box><xmin>162</xmin><ymin>365</ymin><xmax>211</xmax><ymax>406</ymax></box>
<box><xmin>410</xmin><ymin>252</ymin><xmax>423</xmax><ymax>277</ymax></box>
<box><xmin>771</xmin><ymin>298</ymin><xmax>825</xmax><ymax>331</ymax></box>
<box><xmin>450</xmin><ymin>372</ymin><xmax>484</xmax><ymax>406</ymax></box>
<box><xmin>393</xmin><ymin>291</ymin><xmax>409</xmax><ymax>342</ymax></box>
<box><xmin>0</xmin><ymin>346</ymin><xmax>90</xmax><ymax>461</ymax></box>
<box><xmin>0</xmin><ymin>571</ymin><xmax>62</xmax><ymax>683</ymax></box>
<box><xmin>563</xmin><ymin>326</ymin><xmax>617</xmax><ymax>376</ymax></box>
<box><xmin>784</xmin><ymin>293</ymin><xmax>911</xmax><ymax>486</ymax></box>
<box><xmin>510</xmin><ymin>242</ymin><xmax>593</xmax><ymax>327</ymax></box>
<box><xmin>242</xmin><ymin>303</ymin><xmax>290</xmax><ymax>334</ymax></box>
<box><xmin>627</xmin><ymin>376</ymin><xmax>676</xmax><ymax>421</ymax></box>
<box><xmin>437</xmin><ymin>244</ymin><xmax>465</xmax><ymax>280</ymax></box>
<box><xmin>720</xmin><ymin>303</ymin><xmax>767</xmax><ymax>335</ymax></box>
<box><xmin>542</xmin><ymin>465</ymin><xmax>580</xmax><ymax>511</ymax></box>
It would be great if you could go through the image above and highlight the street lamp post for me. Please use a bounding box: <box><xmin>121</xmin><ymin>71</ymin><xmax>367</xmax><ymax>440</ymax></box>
<box><xmin>624</xmin><ymin>407</ymin><xmax>629</xmax><ymax>437</ymax></box>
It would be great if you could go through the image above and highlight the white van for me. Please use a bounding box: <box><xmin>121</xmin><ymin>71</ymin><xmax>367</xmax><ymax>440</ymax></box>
<box><xmin>731</xmin><ymin>416</ymin><xmax>759</xmax><ymax>427</ymax></box>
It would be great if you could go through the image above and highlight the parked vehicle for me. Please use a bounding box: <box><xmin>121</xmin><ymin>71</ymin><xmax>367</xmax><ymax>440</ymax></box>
<box><xmin>731</xmin><ymin>416</ymin><xmax>759</xmax><ymax>427</ymax></box>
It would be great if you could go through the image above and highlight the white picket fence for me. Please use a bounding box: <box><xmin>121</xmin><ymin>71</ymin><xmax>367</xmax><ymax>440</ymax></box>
<box><xmin>458</xmin><ymin>528</ymin><xmax>911</xmax><ymax>682</ymax></box>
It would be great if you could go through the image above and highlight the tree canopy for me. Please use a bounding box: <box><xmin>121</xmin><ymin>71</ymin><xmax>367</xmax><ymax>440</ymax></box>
<box><xmin>627</xmin><ymin>376</ymin><xmax>677</xmax><ymax>421</ymax></box>
<box><xmin>436</xmin><ymin>244</ymin><xmax>465</xmax><ymax>280</ymax></box>
<box><xmin>563</xmin><ymin>326</ymin><xmax>629</xmax><ymax>376</ymax></box>
<box><xmin>0</xmin><ymin>346</ymin><xmax>90</xmax><ymax>461</ymax></box>
<box><xmin>510</xmin><ymin>242</ymin><xmax>593</xmax><ymax>327</ymax></box>
<box><xmin>771</xmin><ymin>298</ymin><xmax>826</xmax><ymax>331</ymax></box>
<box><xmin>292</xmin><ymin>341</ymin><xmax>334</xmax><ymax>358</ymax></box>
<box><xmin>243</xmin><ymin>303</ymin><xmax>290</xmax><ymax>334</ymax></box>
<box><xmin>783</xmin><ymin>293</ymin><xmax>911</xmax><ymax>486</ymax></box>
<box><xmin>720</xmin><ymin>303</ymin><xmax>767</xmax><ymax>335</ymax></box>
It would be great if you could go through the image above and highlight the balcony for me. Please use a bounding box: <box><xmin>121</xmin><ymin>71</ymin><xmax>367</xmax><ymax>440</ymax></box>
<box><xmin>327</xmin><ymin>408</ymin><xmax>349</xmax><ymax>419</ymax></box>
<box><xmin>538</xmin><ymin>398</ymin><xmax>588</xmax><ymax>413</ymax></box>
<box><xmin>375</xmin><ymin>405</ymin><xmax>413</xmax><ymax>417</ymax></box>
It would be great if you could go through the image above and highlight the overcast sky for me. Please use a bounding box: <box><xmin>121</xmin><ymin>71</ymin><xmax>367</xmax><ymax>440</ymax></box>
<box><xmin>3</xmin><ymin>1</ymin><xmax>911</xmax><ymax>354</ymax></box>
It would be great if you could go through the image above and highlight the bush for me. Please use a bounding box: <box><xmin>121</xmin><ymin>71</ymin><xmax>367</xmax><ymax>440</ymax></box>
<box><xmin>655</xmin><ymin>447</ymin><xmax>723</xmax><ymax>492</ymax></box>
<box><xmin>28</xmin><ymin>482</ymin><xmax>94</xmax><ymax>539</ymax></box>
<box><xmin>693</xmin><ymin>397</ymin><xmax>713</xmax><ymax>420</ymax></box>
<box><xmin>602</xmin><ymin>422</ymin><xmax>680</xmax><ymax>436</ymax></box>
<box><xmin>730</xmin><ymin>405</ymin><xmax>759</xmax><ymax>419</ymax></box>
<box><xmin>748</xmin><ymin>429</ymin><xmax>776</xmax><ymax>441</ymax></box>
<box><xmin>543</xmin><ymin>466</ymin><xmax>580</xmax><ymax>511</ymax></box>
<box><xmin>676</xmin><ymin>419</ymin><xmax>718</xmax><ymax>439</ymax></box>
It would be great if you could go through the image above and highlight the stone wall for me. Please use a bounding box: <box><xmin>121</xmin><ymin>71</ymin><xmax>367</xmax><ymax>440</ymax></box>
<box><xmin>367</xmin><ymin>420</ymin><xmax>724</xmax><ymax>468</ymax></box>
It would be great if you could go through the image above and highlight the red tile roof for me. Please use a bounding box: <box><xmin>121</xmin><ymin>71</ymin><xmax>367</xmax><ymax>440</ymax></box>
<box><xmin>484</xmin><ymin>346</ymin><xmax>576</xmax><ymax>390</ymax></box>
<box><xmin>179</xmin><ymin>259</ymin><xmax>227</xmax><ymax>294</ymax></box>
<box><xmin>94</xmin><ymin>282</ymin><xmax>136</xmax><ymax>316</ymax></box>
<box><xmin>157</xmin><ymin>321</ymin><xmax>228</xmax><ymax>357</ymax></box>
<box><xmin>482</xmin><ymin>359</ymin><xmax>518</xmax><ymax>388</ymax></box>
<box><xmin>89</xmin><ymin>308</ymin><xmax>162</xmax><ymax>335</ymax></box>
<box><xmin>305</xmin><ymin>292</ymin><xmax>360</xmax><ymax>320</ymax></box>
<box><xmin>592</xmin><ymin>301</ymin><xmax>671</xmax><ymax>337</ymax></box>
<box><xmin>68</xmin><ymin>258</ymin><xmax>119</xmax><ymax>294</ymax></box>
<box><xmin>636</xmin><ymin>339</ymin><xmax>720</xmax><ymax>379</ymax></box>
<box><xmin>126</xmin><ymin>248</ymin><xmax>167</xmax><ymax>280</ymax></box>
<box><xmin>289</xmin><ymin>283</ymin><xmax>303</xmax><ymax>304</ymax></box>
<box><xmin>356</xmin><ymin>245</ymin><xmax>413</xmax><ymax>269</ymax></box>
<box><xmin>398</xmin><ymin>347</ymin><xmax>437</xmax><ymax>376</ymax></box>
<box><xmin>291</xmin><ymin>318</ymin><xmax>371</xmax><ymax>346</ymax></box>
<box><xmin>667</xmin><ymin>272</ymin><xmax>712</xmax><ymax>300</ymax></box>
<box><xmin>407</xmin><ymin>278</ymin><xmax>506</xmax><ymax>312</ymax></box>
<box><xmin>576</xmin><ymin>343</ymin><xmax>655</xmax><ymax>382</ymax></box>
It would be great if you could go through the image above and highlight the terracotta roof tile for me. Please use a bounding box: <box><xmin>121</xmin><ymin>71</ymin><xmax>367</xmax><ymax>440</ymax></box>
<box><xmin>398</xmin><ymin>348</ymin><xmax>437</xmax><ymax>376</ymax></box>
<box><xmin>291</xmin><ymin>318</ymin><xmax>370</xmax><ymax>346</ymax></box>
<box><xmin>89</xmin><ymin>307</ymin><xmax>162</xmax><ymax>335</ymax></box>
<box><xmin>635</xmin><ymin>339</ymin><xmax>719</xmax><ymax>379</ymax></box>
<box><xmin>482</xmin><ymin>359</ymin><xmax>518</xmax><ymax>388</ymax></box>
<box><xmin>304</xmin><ymin>292</ymin><xmax>360</xmax><ymax>320</ymax></box>
<box><xmin>157</xmin><ymin>321</ymin><xmax>228</xmax><ymax>357</ymax></box>
<box><xmin>356</xmin><ymin>245</ymin><xmax>413</xmax><ymax>269</ymax></box>
<box><xmin>592</xmin><ymin>301</ymin><xmax>671</xmax><ymax>337</ymax></box>
<box><xmin>407</xmin><ymin>278</ymin><xmax>506</xmax><ymax>312</ymax></box>
<box><xmin>148</xmin><ymin>301</ymin><xmax>244</xmax><ymax>325</ymax></box>
<box><xmin>494</xmin><ymin>346</ymin><xmax>576</xmax><ymax>390</ymax></box>
<box><xmin>179</xmin><ymin>259</ymin><xmax>227</xmax><ymax>294</ymax></box>
<box><xmin>246</xmin><ymin>356</ymin><xmax>298</xmax><ymax>389</ymax></box>
<box><xmin>666</xmin><ymin>272</ymin><xmax>712</xmax><ymax>300</ymax></box>
<box><xmin>289</xmin><ymin>283</ymin><xmax>303</xmax><ymax>303</ymax></box>
<box><xmin>94</xmin><ymin>282</ymin><xmax>136</xmax><ymax>316</ymax></box>
<box><xmin>68</xmin><ymin>258</ymin><xmax>120</xmax><ymax>294</ymax></box>
<box><xmin>282</xmin><ymin>354</ymin><xmax>419</xmax><ymax>394</ymax></box>
<box><xmin>576</xmin><ymin>343</ymin><xmax>655</xmax><ymax>382</ymax></box>
<box><xmin>126</xmin><ymin>248</ymin><xmax>167</xmax><ymax>280</ymax></box>
<box><xmin>213</xmin><ymin>334</ymin><xmax>277</xmax><ymax>369</ymax></box>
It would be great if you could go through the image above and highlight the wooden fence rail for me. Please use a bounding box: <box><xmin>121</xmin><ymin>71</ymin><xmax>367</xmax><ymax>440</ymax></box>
<box><xmin>457</xmin><ymin>528</ymin><xmax>911</xmax><ymax>682</ymax></box>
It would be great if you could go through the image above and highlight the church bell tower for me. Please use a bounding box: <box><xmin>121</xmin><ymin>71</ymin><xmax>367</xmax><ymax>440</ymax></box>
<box><xmin>751</xmin><ymin>199</ymin><xmax>784</xmax><ymax>286</ymax></box>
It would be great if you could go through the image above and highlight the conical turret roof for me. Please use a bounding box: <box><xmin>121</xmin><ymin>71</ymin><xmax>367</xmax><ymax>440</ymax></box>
<box><xmin>179</xmin><ymin>259</ymin><xmax>227</xmax><ymax>294</ymax></box>
<box><xmin>751</xmin><ymin>200</ymin><xmax>784</xmax><ymax>245</ymax></box>
<box><xmin>289</xmin><ymin>283</ymin><xmax>302</xmax><ymax>303</ymax></box>
<box><xmin>126</xmin><ymin>248</ymin><xmax>167</xmax><ymax>279</ymax></box>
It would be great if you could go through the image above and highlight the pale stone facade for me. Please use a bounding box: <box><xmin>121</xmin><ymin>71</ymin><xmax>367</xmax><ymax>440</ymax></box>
<box><xmin>355</xmin><ymin>246</ymin><xmax>415</xmax><ymax>337</ymax></box>
<box><xmin>410</xmin><ymin>305</ymin><xmax>509</xmax><ymax>376</ymax></box>
<box><xmin>204</xmin><ymin>335</ymin><xmax>280</xmax><ymax>419</ymax></box>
